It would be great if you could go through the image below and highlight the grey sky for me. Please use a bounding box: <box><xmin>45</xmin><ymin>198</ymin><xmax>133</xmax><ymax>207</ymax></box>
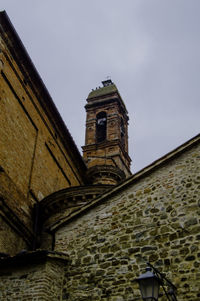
<box><xmin>1</xmin><ymin>0</ymin><xmax>200</xmax><ymax>172</ymax></box>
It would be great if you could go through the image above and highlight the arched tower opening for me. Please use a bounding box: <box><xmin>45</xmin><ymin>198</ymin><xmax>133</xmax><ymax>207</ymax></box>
<box><xmin>96</xmin><ymin>111</ymin><xmax>107</xmax><ymax>143</ymax></box>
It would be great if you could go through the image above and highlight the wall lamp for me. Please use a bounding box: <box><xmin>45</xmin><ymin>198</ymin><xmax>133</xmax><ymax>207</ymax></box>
<box><xmin>136</xmin><ymin>262</ymin><xmax>177</xmax><ymax>301</ymax></box>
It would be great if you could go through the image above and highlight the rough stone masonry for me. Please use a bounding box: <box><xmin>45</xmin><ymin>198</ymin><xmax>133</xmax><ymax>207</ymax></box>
<box><xmin>53</xmin><ymin>140</ymin><xmax>200</xmax><ymax>300</ymax></box>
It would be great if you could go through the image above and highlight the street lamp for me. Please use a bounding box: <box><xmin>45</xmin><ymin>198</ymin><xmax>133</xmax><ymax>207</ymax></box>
<box><xmin>136</xmin><ymin>267</ymin><xmax>161</xmax><ymax>301</ymax></box>
<box><xmin>136</xmin><ymin>263</ymin><xmax>177</xmax><ymax>301</ymax></box>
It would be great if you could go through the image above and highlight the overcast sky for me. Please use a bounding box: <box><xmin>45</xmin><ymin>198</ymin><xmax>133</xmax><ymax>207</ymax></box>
<box><xmin>1</xmin><ymin>1</ymin><xmax>200</xmax><ymax>173</ymax></box>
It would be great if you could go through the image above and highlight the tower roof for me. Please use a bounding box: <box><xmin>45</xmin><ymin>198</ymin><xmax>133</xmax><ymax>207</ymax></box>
<box><xmin>87</xmin><ymin>81</ymin><xmax>118</xmax><ymax>99</ymax></box>
<box><xmin>86</xmin><ymin>80</ymin><xmax>128</xmax><ymax>115</ymax></box>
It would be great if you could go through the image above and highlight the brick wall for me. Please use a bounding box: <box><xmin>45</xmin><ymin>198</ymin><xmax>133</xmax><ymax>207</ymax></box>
<box><xmin>0</xmin><ymin>216</ymin><xmax>26</xmax><ymax>256</ymax></box>
<box><xmin>0</xmin><ymin>251</ymin><xmax>68</xmax><ymax>300</ymax></box>
<box><xmin>0</xmin><ymin>27</ymin><xmax>85</xmax><ymax>253</ymax></box>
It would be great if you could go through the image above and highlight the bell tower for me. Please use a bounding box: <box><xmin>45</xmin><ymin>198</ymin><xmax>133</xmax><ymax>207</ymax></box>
<box><xmin>82</xmin><ymin>79</ymin><xmax>131</xmax><ymax>185</ymax></box>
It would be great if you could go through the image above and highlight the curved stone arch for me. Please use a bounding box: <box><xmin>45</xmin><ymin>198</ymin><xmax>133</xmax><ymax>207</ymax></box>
<box><xmin>39</xmin><ymin>184</ymin><xmax>112</xmax><ymax>230</ymax></box>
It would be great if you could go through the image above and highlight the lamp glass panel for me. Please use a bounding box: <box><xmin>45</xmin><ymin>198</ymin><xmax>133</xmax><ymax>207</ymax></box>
<box><xmin>139</xmin><ymin>277</ymin><xmax>160</xmax><ymax>300</ymax></box>
<box><xmin>152</xmin><ymin>278</ymin><xmax>159</xmax><ymax>299</ymax></box>
<box><xmin>139</xmin><ymin>278</ymin><xmax>154</xmax><ymax>299</ymax></box>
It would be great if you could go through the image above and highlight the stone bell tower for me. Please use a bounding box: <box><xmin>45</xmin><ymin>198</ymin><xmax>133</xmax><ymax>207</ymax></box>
<box><xmin>82</xmin><ymin>79</ymin><xmax>131</xmax><ymax>185</ymax></box>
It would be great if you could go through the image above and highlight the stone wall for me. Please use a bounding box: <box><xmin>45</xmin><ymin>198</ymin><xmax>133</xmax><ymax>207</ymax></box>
<box><xmin>0</xmin><ymin>251</ymin><xmax>68</xmax><ymax>300</ymax></box>
<box><xmin>54</xmin><ymin>142</ymin><xmax>200</xmax><ymax>300</ymax></box>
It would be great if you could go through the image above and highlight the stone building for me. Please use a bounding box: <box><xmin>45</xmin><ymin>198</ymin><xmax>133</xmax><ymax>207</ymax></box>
<box><xmin>0</xmin><ymin>11</ymin><xmax>200</xmax><ymax>301</ymax></box>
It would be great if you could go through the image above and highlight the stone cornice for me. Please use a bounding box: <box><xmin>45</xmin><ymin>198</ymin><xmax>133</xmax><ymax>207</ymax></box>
<box><xmin>82</xmin><ymin>139</ymin><xmax>132</xmax><ymax>165</ymax></box>
<box><xmin>40</xmin><ymin>184</ymin><xmax>112</xmax><ymax>229</ymax></box>
<box><xmin>0</xmin><ymin>250</ymin><xmax>69</xmax><ymax>269</ymax></box>
<box><xmin>85</xmin><ymin>96</ymin><xmax>128</xmax><ymax>118</ymax></box>
<box><xmin>86</xmin><ymin>165</ymin><xmax>126</xmax><ymax>184</ymax></box>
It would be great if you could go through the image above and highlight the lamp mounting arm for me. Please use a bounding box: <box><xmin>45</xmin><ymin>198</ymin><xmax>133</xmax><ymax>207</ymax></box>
<box><xmin>147</xmin><ymin>262</ymin><xmax>178</xmax><ymax>301</ymax></box>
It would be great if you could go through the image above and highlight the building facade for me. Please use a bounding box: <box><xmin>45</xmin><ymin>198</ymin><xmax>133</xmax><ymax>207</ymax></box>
<box><xmin>0</xmin><ymin>11</ymin><xmax>200</xmax><ymax>301</ymax></box>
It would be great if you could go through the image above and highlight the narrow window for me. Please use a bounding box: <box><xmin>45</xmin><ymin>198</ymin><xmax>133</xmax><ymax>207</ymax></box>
<box><xmin>96</xmin><ymin>112</ymin><xmax>107</xmax><ymax>143</ymax></box>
